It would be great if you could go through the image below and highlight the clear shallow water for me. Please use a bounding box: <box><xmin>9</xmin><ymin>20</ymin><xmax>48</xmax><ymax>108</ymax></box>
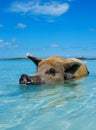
<box><xmin>0</xmin><ymin>60</ymin><xmax>96</xmax><ymax>130</ymax></box>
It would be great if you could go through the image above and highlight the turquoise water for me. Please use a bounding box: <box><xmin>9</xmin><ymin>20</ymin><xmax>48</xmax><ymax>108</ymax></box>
<box><xmin>0</xmin><ymin>59</ymin><xmax>96</xmax><ymax>130</ymax></box>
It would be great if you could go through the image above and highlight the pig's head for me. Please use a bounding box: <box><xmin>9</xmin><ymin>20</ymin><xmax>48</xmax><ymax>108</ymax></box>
<box><xmin>19</xmin><ymin>53</ymin><xmax>88</xmax><ymax>85</ymax></box>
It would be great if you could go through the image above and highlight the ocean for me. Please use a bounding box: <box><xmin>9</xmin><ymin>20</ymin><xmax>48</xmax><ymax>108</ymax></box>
<box><xmin>0</xmin><ymin>59</ymin><xmax>96</xmax><ymax>130</ymax></box>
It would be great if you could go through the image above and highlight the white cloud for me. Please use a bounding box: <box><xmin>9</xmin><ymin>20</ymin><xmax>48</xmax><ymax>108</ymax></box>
<box><xmin>9</xmin><ymin>1</ymin><xmax>70</xmax><ymax>16</ymax></box>
<box><xmin>0</xmin><ymin>39</ymin><xmax>18</xmax><ymax>48</ymax></box>
<box><xmin>17</xmin><ymin>23</ymin><xmax>26</xmax><ymax>29</ymax></box>
<box><xmin>0</xmin><ymin>39</ymin><xmax>4</xmax><ymax>43</ymax></box>
<box><xmin>0</xmin><ymin>39</ymin><xmax>4</xmax><ymax>48</ymax></box>
<box><xmin>68</xmin><ymin>0</ymin><xmax>74</xmax><ymax>2</ymax></box>
<box><xmin>51</xmin><ymin>44</ymin><xmax>59</xmax><ymax>48</ymax></box>
<box><xmin>45</xmin><ymin>17</ymin><xmax>55</xmax><ymax>22</ymax></box>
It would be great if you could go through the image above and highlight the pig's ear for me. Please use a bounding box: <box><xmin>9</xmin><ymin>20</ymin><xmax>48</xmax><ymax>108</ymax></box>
<box><xmin>26</xmin><ymin>53</ymin><xmax>42</xmax><ymax>66</ymax></box>
<box><xmin>63</xmin><ymin>62</ymin><xmax>81</xmax><ymax>79</ymax></box>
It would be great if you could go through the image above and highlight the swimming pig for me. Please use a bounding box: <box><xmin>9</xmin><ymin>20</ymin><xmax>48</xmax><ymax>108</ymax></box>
<box><xmin>19</xmin><ymin>53</ymin><xmax>89</xmax><ymax>85</ymax></box>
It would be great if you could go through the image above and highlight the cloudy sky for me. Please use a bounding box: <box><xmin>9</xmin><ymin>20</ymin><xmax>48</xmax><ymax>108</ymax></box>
<box><xmin>0</xmin><ymin>0</ymin><xmax>96</xmax><ymax>58</ymax></box>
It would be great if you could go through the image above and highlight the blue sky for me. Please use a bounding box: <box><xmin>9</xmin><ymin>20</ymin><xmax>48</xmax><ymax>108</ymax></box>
<box><xmin>0</xmin><ymin>0</ymin><xmax>96</xmax><ymax>58</ymax></box>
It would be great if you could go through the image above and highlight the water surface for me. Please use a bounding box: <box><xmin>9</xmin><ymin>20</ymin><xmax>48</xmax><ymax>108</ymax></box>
<box><xmin>0</xmin><ymin>59</ymin><xmax>96</xmax><ymax>130</ymax></box>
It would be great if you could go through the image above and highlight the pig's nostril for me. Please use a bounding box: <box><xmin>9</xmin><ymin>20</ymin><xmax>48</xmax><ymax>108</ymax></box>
<box><xmin>19</xmin><ymin>74</ymin><xmax>43</xmax><ymax>85</ymax></box>
<box><xmin>26</xmin><ymin>77</ymin><xmax>31</xmax><ymax>82</ymax></box>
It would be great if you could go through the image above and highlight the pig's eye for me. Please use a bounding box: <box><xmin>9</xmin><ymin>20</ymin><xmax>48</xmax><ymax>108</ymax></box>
<box><xmin>46</xmin><ymin>68</ymin><xmax>56</xmax><ymax>76</ymax></box>
<box><xmin>49</xmin><ymin>68</ymin><xmax>56</xmax><ymax>74</ymax></box>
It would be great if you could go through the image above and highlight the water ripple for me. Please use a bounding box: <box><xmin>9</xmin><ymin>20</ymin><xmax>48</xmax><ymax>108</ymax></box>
<box><xmin>0</xmin><ymin>60</ymin><xmax>96</xmax><ymax>130</ymax></box>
